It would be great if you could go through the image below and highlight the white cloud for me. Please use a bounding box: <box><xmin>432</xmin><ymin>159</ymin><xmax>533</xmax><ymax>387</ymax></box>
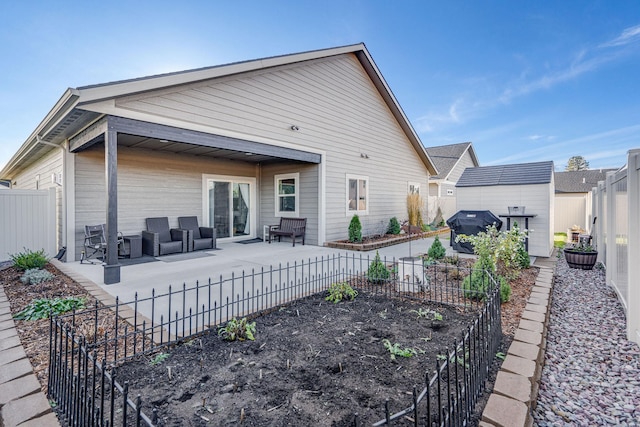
<box><xmin>599</xmin><ymin>24</ymin><xmax>640</xmax><ymax>48</ymax></box>
<box><xmin>414</xmin><ymin>98</ymin><xmax>464</xmax><ymax>132</ymax></box>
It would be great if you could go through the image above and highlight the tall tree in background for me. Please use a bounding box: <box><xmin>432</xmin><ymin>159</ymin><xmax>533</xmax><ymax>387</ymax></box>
<box><xmin>565</xmin><ymin>155</ymin><xmax>589</xmax><ymax>171</ymax></box>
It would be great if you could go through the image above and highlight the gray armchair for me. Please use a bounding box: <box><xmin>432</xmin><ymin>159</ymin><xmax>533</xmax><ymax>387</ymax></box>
<box><xmin>178</xmin><ymin>216</ymin><xmax>216</xmax><ymax>251</ymax></box>
<box><xmin>142</xmin><ymin>217</ymin><xmax>187</xmax><ymax>256</ymax></box>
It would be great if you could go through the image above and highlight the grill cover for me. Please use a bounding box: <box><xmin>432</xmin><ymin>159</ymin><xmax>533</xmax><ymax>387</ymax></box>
<box><xmin>446</xmin><ymin>210</ymin><xmax>503</xmax><ymax>254</ymax></box>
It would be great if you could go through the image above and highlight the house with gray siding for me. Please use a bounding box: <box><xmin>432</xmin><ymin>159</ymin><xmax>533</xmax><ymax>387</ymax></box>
<box><xmin>425</xmin><ymin>142</ymin><xmax>479</xmax><ymax>223</ymax></box>
<box><xmin>455</xmin><ymin>161</ymin><xmax>555</xmax><ymax>257</ymax></box>
<box><xmin>554</xmin><ymin>169</ymin><xmax>615</xmax><ymax>233</ymax></box>
<box><xmin>0</xmin><ymin>43</ymin><xmax>437</xmax><ymax>283</ymax></box>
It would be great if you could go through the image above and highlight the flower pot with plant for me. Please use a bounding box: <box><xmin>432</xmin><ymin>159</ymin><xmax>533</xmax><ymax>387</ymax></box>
<box><xmin>564</xmin><ymin>242</ymin><xmax>598</xmax><ymax>270</ymax></box>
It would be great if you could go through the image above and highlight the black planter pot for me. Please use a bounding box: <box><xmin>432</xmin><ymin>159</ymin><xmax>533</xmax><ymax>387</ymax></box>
<box><xmin>564</xmin><ymin>249</ymin><xmax>598</xmax><ymax>270</ymax></box>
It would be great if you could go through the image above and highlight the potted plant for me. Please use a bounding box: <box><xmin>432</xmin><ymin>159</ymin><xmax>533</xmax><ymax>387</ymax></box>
<box><xmin>564</xmin><ymin>242</ymin><xmax>598</xmax><ymax>270</ymax></box>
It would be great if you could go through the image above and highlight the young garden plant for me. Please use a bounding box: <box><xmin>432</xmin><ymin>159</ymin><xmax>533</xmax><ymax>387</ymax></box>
<box><xmin>325</xmin><ymin>282</ymin><xmax>358</xmax><ymax>303</ymax></box>
<box><xmin>218</xmin><ymin>317</ymin><xmax>257</xmax><ymax>341</ymax></box>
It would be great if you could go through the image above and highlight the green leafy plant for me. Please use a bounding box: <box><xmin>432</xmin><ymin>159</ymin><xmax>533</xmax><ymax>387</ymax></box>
<box><xmin>427</xmin><ymin>236</ymin><xmax>446</xmax><ymax>260</ymax></box>
<box><xmin>382</xmin><ymin>339</ymin><xmax>417</xmax><ymax>360</ymax></box>
<box><xmin>410</xmin><ymin>308</ymin><xmax>443</xmax><ymax>321</ymax></box>
<box><xmin>14</xmin><ymin>297</ymin><xmax>85</xmax><ymax>320</ymax></box>
<box><xmin>516</xmin><ymin>244</ymin><xmax>530</xmax><ymax>269</ymax></box>
<box><xmin>325</xmin><ymin>282</ymin><xmax>358</xmax><ymax>303</ymax></box>
<box><xmin>500</xmin><ymin>278</ymin><xmax>512</xmax><ymax>303</ymax></box>
<box><xmin>20</xmin><ymin>268</ymin><xmax>54</xmax><ymax>285</ymax></box>
<box><xmin>10</xmin><ymin>248</ymin><xmax>49</xmax><ymax>271</ymax></box>
<box><xmin>218</xmin><ymin>317</ymin><xmax>256</xmax><ymax>341</ymax></box>
<box><xmin>496</xmin><ymin>352</ymin><xmax>506</xmax><ymax>361</ymax></box>
<box><xmin>367</xmin><ymin>251</ymin><xmax>390</xmax><ymax>284</ymax></box>
<box><xmin>150</xmin><ymin>352</ymin><xmax>170</xmax><ymax>365</ymax></box>
<box><xmin>348</xmin><ymin>214</ymin><xmax>362</xmax><ymax>243</ymax></box>
<box><xmin>387</xmin><ymin>217</ymin><xmax>401</xmax><ymax>235</ymax></box>
<box><xmin>421</xmin><ymin>223</ymin><xmax>432</xmax><ymax>232</ymax></box>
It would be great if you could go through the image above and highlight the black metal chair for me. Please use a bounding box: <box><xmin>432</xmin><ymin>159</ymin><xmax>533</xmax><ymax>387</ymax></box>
<box><xmin>178</xmin><ymin>216</ymin><xmax>216</xmax><ymax>251</ymax></box>
<box><xmin>142</xmin><ymin>217</ymin><xmax>187</xmax><ymax>257</ymax></box>
<box><xmin>81</xmin><ymin>224</ymin><xmax>124</xmax><ymax>264</ymax></box>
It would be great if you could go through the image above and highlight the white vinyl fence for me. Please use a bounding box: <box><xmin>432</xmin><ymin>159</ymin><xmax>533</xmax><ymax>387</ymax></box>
<box><xmin>0</xmin><ymin>188</ymin><xmax>57</xmax><ymax>262</ymax></box>
<box><xmin>592</xmin><ymin>148</ymin><xmax>640</xmax><ymax>344</ymax></box>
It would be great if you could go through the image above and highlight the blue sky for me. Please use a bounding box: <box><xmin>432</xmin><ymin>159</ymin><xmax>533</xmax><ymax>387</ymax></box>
<box><xmin>1</xmin><ymin>1</ymin><xmax>639</xmax><ymax>171</ymax></box>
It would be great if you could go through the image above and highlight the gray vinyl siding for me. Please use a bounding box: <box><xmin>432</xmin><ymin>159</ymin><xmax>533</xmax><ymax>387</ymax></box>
<box><xmin>10</xmin><ymin>148</ymin><xmax>64</xmax><ymax>251</ymax></box>
<box><xmin>105</xmin><ymin>53</ymin><xmax>430</xmax><ymax>243</ymax></box>
<box><xmin>260</xmin><ymin>163</ymin><xmax>319</xmax><ymax>245</ymax></box>
<box><xmin>449</xmin><ymin>151</ymin><xmax>476</xmax><ymax>182</ymax></box>
<box><xmin>456</xmin><ymin>183</ymin><xmax>553</xmax><ymax>257</ymax></box>
<box><xmin>74</xmin><ymin>144</ymin><xmax>259</xmax><ymax>259</ymax></box>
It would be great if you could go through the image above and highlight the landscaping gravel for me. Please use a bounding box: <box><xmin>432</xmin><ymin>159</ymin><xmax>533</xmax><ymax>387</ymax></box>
<box><xmin>533</xmin><ymin>256</ymin><xmax>640</xmax><ymax>426</ymax></box>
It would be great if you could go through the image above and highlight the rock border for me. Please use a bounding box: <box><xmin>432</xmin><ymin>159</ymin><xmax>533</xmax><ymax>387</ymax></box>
<box><xmin>325</xmin><ymin>228</ymin><xmax>450</xmax><ymax>251</ymax></box>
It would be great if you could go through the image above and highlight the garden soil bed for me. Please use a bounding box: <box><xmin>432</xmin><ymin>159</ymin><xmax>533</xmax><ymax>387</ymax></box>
<box><xmin>1</xmin><ymin>257</ymin><xmax>538</xmax><ymax>426</ymax></box>
<box><xmin>117</xmin><ymin>291</ymin><xmax>476</xmax><ymax>426</ymax></box>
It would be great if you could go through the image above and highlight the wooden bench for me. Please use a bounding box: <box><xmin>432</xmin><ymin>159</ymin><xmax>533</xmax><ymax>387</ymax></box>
<box><xmin>268</xmin><ymin>217</ymin><xmax>307</xmax><ymax>247</ymax></box>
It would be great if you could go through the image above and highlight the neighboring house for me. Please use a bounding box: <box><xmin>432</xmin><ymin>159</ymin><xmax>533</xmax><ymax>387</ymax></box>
<box><xmin>0</xmin><ymin>43</ymin><xmax>437</xmax><ymax>283</ymax></box>
<box><xmin>554</xmin><ymin>169</ymin><xmax>615</xmax><ymax>233</ymax></box>
<box><xmin>425</xmin><ymin>142</ymin><xmax>479</xmax><ymax>223</ymax></box>
<box><xmin>455</xmin><ymin>161</ymin><xmax>555</xmax><ymax>257</ymax></box>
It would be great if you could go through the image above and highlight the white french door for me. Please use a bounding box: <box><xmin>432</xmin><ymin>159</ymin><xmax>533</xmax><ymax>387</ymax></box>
<box><xmin>203</xmin><ymin>175</ymin><xmax>256</xmax><ymax>241</ymax></box>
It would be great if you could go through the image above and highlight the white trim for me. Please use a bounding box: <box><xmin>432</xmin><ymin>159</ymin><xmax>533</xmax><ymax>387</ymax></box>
<box><xmin>346</xmin><ymin>174</ymin><xmax>369</xmax><ymax>215</ymax></box>
<box><xmin>318</xmin><ymin>153</ymin><xmax>326</xmax><ymax>245</ymax></box>
<box><xmin>446</xmin><ymin>189</ymin><xmax>454</xmax><ymax>196</ymax></box>
<box><xmin>64</xmin><ymin>146</ymin><xmax>75</xmax><ymax>261</ymax></box>
<box><xmin>274</xmin><ymin>172</ymin><xmax>300</xmax><ymax>217</ymax></box>
<box><xmin>202</xmin><ymin>174</ymin><xmax>257</xmax><ymax>242</ymax></box>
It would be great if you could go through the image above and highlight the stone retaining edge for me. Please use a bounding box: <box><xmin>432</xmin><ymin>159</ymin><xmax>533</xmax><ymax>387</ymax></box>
<box><xmin>480</xmin><ymin>253</ymin><xmax>557</xmax><ymax>427</ymax></box>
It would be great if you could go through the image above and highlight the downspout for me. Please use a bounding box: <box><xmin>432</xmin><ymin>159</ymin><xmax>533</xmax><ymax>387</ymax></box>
<box><xmin>36</xmin><ymin>136</ymin><xmax>67</xmax><ymax>259</ymax></box>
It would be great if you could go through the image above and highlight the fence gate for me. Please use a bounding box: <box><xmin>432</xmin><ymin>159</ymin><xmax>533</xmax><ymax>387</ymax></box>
<box><xmin>0</xmin><ymin>188</ymin><xmax>56</xmax><ymax>262</ymax></box>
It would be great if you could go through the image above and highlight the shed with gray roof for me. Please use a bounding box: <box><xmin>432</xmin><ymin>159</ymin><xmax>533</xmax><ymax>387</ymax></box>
<box><xmin>455</xmin><ymin>161</ymin><xmax>555</xmax><ymax>257</ymax></box>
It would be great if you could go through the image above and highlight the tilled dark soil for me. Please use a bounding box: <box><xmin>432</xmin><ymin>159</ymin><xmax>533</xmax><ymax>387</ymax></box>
<box><xmin>117</xmin><ymin>292</ymin><xmax>476</xmax><ymax>426</ymax></box>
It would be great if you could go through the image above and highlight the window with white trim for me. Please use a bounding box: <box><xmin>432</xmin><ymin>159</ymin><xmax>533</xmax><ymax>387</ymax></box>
<box><xmin>275</xmin><ymin>173</ymin><xmax>299</xmax><ymax>216</ymax></box>
<box><xmin>408</xmin><ymin>183</ymin><xmax>420</xmax><ymax>194</ymax></box>
<box><xmin>347</xmin><ymin>174</ymin><xmax>368</xmax><ymax>214</ymax></box>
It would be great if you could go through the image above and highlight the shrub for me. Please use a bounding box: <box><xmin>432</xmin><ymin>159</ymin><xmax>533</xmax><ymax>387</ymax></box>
<box><xmin>218</xmin><ymin>317</ymin><xmax>256</xmax><ymax>341</ymax></box>
<box><xmin>516</xmin><ymin>245</ymin><xmax>530</xmax><ymax>269</ymax></box>
<box><xmin>462</xmin><ymin>267</ymin><xmax>510</xmax><ymax>303</ymax></box>
<box><xmin>325</xmin><ymin>282</ymin><xmax>358</xmax><ymax>303</ymax></box>
<box><xmin>387</xmin><ymin>217</ymin><xmax>401</xmax><ymax>235</ymax></box>
<box><xmin>500</xmin><ymin>279</ymin><xmax>512</xmax><ymax>303</ymax></box>
<box><xmin>348</xmin><ymin>214</ymin><xmax>362</xmax><ymax>243</ymax></box>
<box><xmin>427</xmin><ymin>236</ymin><xmax>446</xmax><ymax>260</ymax></box>
<box><xmin>10</xmin><ymin>248</ymin><xmax>49</xmax><ymax>271</ymax></box>
<box><xmin>14</xmin><ymin>297</ymin><xmax>85</xmax><ymax>320</ymax></box>
<box><xmin>20</xmin><ymin>268</ymin><xmax>54</xmax><ymax>285</ymax></box>
<box><xmin>367</xmin><ymin>251</ymin><xmax>390</xmax><ymax>283</ymax></box>
<box><xmin>406</xmin><ymin>194</ymin><xmax>424</xmax><ymax>228</ymax></box>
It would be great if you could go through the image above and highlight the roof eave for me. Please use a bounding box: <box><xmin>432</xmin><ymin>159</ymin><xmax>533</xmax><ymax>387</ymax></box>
<box><xmin>1</xmin><ymin>89</ymin><xmax>80</xmax><ymax>177</ymax></box>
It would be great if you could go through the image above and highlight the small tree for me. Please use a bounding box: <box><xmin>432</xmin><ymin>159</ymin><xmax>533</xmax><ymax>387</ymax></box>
<box><xmin>348</xmin><ymin>214</ymin><xmax>362</xmax><ymax>243</ymax></box>
<box><xmin>565</xmin><ymin>155</ymin><xmax>589</xmax><ymax>171</ymax></box>
<box><xmin>387</xmin><ymin>217</ymin><xmax>401</xmax><ymax>235</ymax></box>
<box><xmin>367</xmin><ymin>250</ymin><xmax>390</xmax><ymax>283</ymax></box>
<box><xmin>427</xmin><ymin>236</ymin><xmax>446</xmax><ymax>260</ymax></box>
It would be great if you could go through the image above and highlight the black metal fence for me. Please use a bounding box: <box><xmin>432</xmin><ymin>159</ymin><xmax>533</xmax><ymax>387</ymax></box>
<box><xmin>48</xmin><ymin>253</ymin><xmax>501</xmax><ymax>426</ymax></box>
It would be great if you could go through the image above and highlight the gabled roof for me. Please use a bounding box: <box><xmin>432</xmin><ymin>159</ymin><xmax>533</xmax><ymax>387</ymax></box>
<box><xmin>456</xmin><ymin>161</ymin><xmax>554</xmax><ymax>187</ymax></box>
<box><xmin>425</xmin><ymin>142</ymin><xmax>479</xmax><ymax>180</ymax></box>
<box><xmin>554</xmin><ymin>169</ymin><xmax>615</xmax><ymax>193</ymax></box>
<box><xmin>1</xmin><ymin>43</ymin><xmax>437</xmax><ymax>177</ymax></box>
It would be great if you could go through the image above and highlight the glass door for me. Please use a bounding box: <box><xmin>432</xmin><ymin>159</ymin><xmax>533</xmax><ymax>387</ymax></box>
<box><xmin>205</xmin><ymin>176</ymin><xmax>255</xmax><ymax>240</ymax></box>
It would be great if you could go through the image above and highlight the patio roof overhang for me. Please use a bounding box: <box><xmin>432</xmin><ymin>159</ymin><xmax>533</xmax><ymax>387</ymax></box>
<box><xmin>69</xmin><ymin>115</ymin><xmax>322</xmax><ymax>164</ymax></box>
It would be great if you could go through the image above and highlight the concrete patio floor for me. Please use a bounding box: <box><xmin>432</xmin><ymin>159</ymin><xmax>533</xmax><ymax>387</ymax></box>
<box><xmin>63</xmin><ymin>236</ymin><xmax>469</xmax><ymax>305</ymax></box>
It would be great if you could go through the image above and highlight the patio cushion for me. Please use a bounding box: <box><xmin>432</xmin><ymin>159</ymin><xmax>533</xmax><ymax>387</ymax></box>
<box><xmin>178</xmin><ymin>216</ymin><xmax>201</xmax><ymax>239</ymax></box>
<box><xmin>146</xmin><ymin>217</ymin><xmax>172</xmax><ymax>243</ymax></box>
